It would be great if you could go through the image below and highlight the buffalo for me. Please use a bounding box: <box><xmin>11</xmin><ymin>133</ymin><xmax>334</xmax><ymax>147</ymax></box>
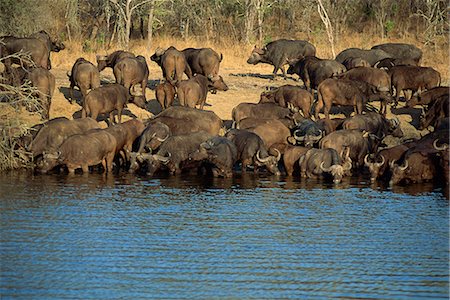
<box><xmin>177</xmin><ymin>74</ymin><xmax>228</xmax><ymax>109</ymax></box>
<box><xmin>247</xmin><ymin>39</ymin><xmax>316</xmax><ymax>78</ymax></box>
<box><xmin>155</xmin><ymin>81</ymin><xmax>176</xmax><ymax>110</ymax></box>
<box><xmin>113</xmin><ymin>55</ymin><xmax>149</xmax><ymax>108</ymax></box>
<box><xmin>152</xmin><ymin>106</ymin><xmax>224</xmax><ymax>136</ymax></box>
<box><xmin>287</xmin><ymin>56</ymin><xmax>346</xmax><ymax>90</ymax></box>
<box><xmin>188</xmin><ymin>136</ymin><xmax>238</xmax><ymax>178</ymax></box>
<box><xmin>389</xmin><ymin>65</ymin><xmax>441</xmax><ymax>106</ymax></box>
<box><xmin>315</xmin><ymin>78</ymin><xmax>367</xmax><ymax>119</ymax></box>
<box><xmin>151</xmin><ymin>46</ymin><xmax>192</xmax><ymax>85</ymax></box>
<box><xmin>67</xmin><ymin>57</ymin><xmax>100</xmax><ymax>104</ymax></box>
<box><xmin>406</xmin><ymin>86</ymin><xmax>449</xmax><ymax>108</ymax></box>
<box><xmin>342</xmin><ymin>112</ymin><xmax>403</xmax><ymax>139</ymax></box>
<box><xmin>40</xmin><ymin>129</ymin><xmax>117</xmax><ymax>174</ymax></box>
<box><xmin>335</xmin><ymin>48</ymin><xmax>392</xmax><ymax>66</ymax></box>
<box><xmin>225</xmin><ymin>129</ymin><xmax>281</xmax><ymax>175</ymax></box>
<box><xmin>371</xmin><ymin>43</ymin><xmax>422</xmax><ymax>65</ymax></box>
<box><xmin>259</xmin><ymin>85</ymin><xmax>313</xmax><ymax>118</ymax></box>
<box><xmin>182</xmin><ymin>47</ymin><xmax>223</xmax><ymax>78</ymax></box>
<box><xmin>82</xmin><ymin>84</ymin><xmax>131</xmax><ymax>124</ymax></box>
<box><xmin>299</xmin><ymin>148</ymin><xmax>352</xmax><ymax>183</ymax></box>
<box><xmin>96</xmin><ymin>50</ymin><xmax>135</xmax><ymax>72</ymax></box>
<box><xmin>29</xmin><ymin>67</ymin><xmax>55</xmax><ymax>119</ymax></box>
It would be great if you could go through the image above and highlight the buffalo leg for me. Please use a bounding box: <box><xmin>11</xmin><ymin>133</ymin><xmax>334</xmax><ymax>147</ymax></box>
<box><xmin>81</xmin><ymin>164</ymin><xmax>89</xmax><ymax>174</ymax></box>
<box><xmin>69</xmin><ymin>83</ymin><xmax>75</xmax><ymax>104</ymax></box>
<box><xmin>105</xmin><ymin>152</ymin><xmax>115</xmax><ymax>173</ymax></box>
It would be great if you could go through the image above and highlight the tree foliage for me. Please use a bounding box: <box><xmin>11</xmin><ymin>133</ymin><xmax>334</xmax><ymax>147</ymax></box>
<box><xmin>0</xmin><ymin>0</ymin><xmax>447</xmax><ymax>48</ymax></box>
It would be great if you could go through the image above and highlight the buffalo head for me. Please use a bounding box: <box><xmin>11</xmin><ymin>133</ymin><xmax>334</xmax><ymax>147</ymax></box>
<box><xmin>364</xmin><ymin>154</ymin><xmax>385</xmax><ymax>182</ymax></box>
<box><xmin>246</xmin><ymin>46</ymin><xmax>266</xmax><ymax>65</ymax></box>
<box><xmin>389</xmin><ymin>159</ymin><xmax>409</xmax><ymax>186</ymax></box>
<box><xmin>208</xmin><ymin>75</ymin><xmax>229</xmax><ymax>92</ymax></box>
<box><xmin>320</xmin><ymin>160</ymin><xmax>352</xmax><ymax>184</ymax></box>
<box><xmin>255</xmin><ymin>149</ymin><xmax>281</xmax><ymax>176</ymax></box>
<box><xmin>39</xmin><ymin>151</ymin><xmax>61</xmax><ymax>174</ymax></box>
<box><xmin>96</xmin><ymin>55</ymin><xmax>108</xmax><ymax>71</ymax></box>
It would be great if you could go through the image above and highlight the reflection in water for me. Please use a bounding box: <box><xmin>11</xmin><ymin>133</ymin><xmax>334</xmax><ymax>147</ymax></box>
<box><xmin>0</xmin><ymin>171</ymin><xmax>448</xmax><ymax>299</ymax></box>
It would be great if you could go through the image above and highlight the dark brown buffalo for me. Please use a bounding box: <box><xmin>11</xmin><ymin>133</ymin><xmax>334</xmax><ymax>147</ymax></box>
<box><xmin>246</xmin><ymin>39</ymin><xmax>316</xmax><ymax>78</ymax></box>
<box><xmin>182</xmin><ymin>47</ymin><xmax>223</xmax><ymax>78</ymax></box>
<box><xmin>40</xmin><ymin>129</ymin><xmax>117</xmax><ymax>174</ymax></box>
<box><xmin>188</xmin><ymin>136</ymin><xmax>238</xmax><ymax>178</ymax></box>
<box><xmin>406</xmin><ymin>86</ymin><xmax>449</xmax><ymax>108</ymax></box>
<box><xmin>247</xmin><ymin>119</ymin><xmax>291</xmax><ymax>149</ymax></box>
<box><xmin>136</xmin><ymin>121</ymin><xmax>171</xmax><ymax>154</ymax></box>
<box><xmin>29</xmin><ymin>67</ymin><xmax>55</xmax><ymax>119</ymax></box>
<box><xmin>1</xmin><ymin>36</ymin><xmax>50</xmax><ymax>69</ymax></box>
<box><xmin>282</xmin><ymin>145</ymin><xmax>309</xmax><ymax>176</ymax></box>
<box><xmin>364</xmin><ymin>141</ymin><xmax>416</xmax><ymax>182</ymax></box>
<box><xmin>342</xmin><ymin>57</ymin><xmax>370</xmax><ymax>70</ymax></box>
<box><xmin>104</xmin><ymin>119</ymin><xmax>145</xmax><ymax>165</ymax></box>
<box><xmin>389</xmin><ymin>148</ymin><xmax>440</xmax><ymax>186</ymax></box>
<box><xmin>96</xmin><ymin>50</ymin><xmax>135</xmax><ymax>72</ymax></box>
<box><xmin>30</xmin><ymin>117</ymin><xmax>100</xmax><ymax>159</ymax></box>
<box><xmin>420</xmin><ymin>97</ymin><xmax>449</xmax><ymax>130</ymax></box>
<box><xmin>389</xmin><ymin>65</ymin><xmax>441</xmax><ymax>106</ymax></box>
<box><xmin>290</xmin><ymin>119</ymin><xmax>324</xmax><ymax>147</ymax></box>
<box><xmin>335</xmin><ymin>48</ymin><xmax>392</xmax><ymax>66</ymax></box>
<box><xmin>154</xmin><ymin>106</ymin><xmax>223</xmax><ymax>135</ymax></box>
<box><xmin>287</xmin><ymin>56</ymin><xmax>346</xmax><ymax>90</ymax></box>
<box><xmin>259</xmin><ymin>85</ymin><xmax>313</xmax><ymax>117</ymax></box>
<box><xmin>225</xmin><ymin>129</ymin><xmax>281</xmax><ymax>175</ymax></box>
<box><xmin>299</xmin><ymin>148</ymin><xmax>352</xmax><ymax>183</ymax></box>
<box><xmin>177</xmin><ymin>74</ymin><xmax>228</xmax><ymax>109</ymax></box>
<box><xmin>320</xmin><ymin>129</ymin><xmax>378</xmax><ymax>168</ymax></box>
<box><xmin>371</xmin><ymin>43</ymin><xmax>422</xmax><ymax>65</ymax></box>
<box><xmin>82</xmin><ymin>84</ymin><xmax>130</xmax><ymax>124</ymax></box>
<box><xmin>342</xmin><ymin>112</ymin><xmax>403</xmax><ymax>139</ymax></box>
<box><xmin>67</xmin><ymin>57</ymin><xmax>100</xmax><ymax>104</ymax></box>
<box><xmin>134</xmin><ymin>131</ymin><xmax>212</xmax><ymax>176</ymax></box>
<box><xmin>151</xmin><ymin>46</ymin><xmax>192</xmax><ymax>85</ymax></box>
<box><xmin>155</xmin><ymin>82</ymin><xmax>176</xmax><ymax>110</ymax></box>
<box><xmin>315</xmin><ymin>78</ymin><xmax>366</xmax><ymax>119</ymax></box>
<box><xmin>232</xmin><ymin>102</ymin><xmax>297</xmax><ymax>123</ymax></box>
<box><xmin>339</xmin><ymin>67</ymin><xmax>391</xmax><ymax>93</ymax></box>
<box><xmin>113</xmin><ymin>55</ymin><xmax>149</xmax><ymax>108</ymax></box>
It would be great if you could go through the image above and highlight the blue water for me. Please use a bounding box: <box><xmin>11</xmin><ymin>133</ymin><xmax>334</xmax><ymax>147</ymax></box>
<box><xmin>0</xmin><ymin>172</ymin><xmax>448</xmax><ymax>299</ymax></box>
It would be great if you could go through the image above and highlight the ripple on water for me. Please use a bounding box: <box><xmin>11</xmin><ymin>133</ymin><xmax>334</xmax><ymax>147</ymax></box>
<box><xmin>0</xmin><ymin>172</ymin><xmax>448</xmax><ymax>299</ymax></box>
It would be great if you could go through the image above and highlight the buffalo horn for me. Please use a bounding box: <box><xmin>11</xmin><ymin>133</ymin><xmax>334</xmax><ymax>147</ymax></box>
<box><xmin>364</xmin><ymin>154</ymin><xmax>372</xmax><ymax>166</ymax></box>
<box><xmin>66</xmin><ymin>71</ymin><xmax>72</xmax><ymax>77</ymax></box>
<box><xmin>399</xmin><ymin>159</ymin><xmax>409</xmax><ymax>171</ymax></box>
<box><xmin>96</xmin><ymin>54</ymin><xmax>107</xmax><ymax>61</ymax></box>
<box><xmin>274</xmin><ymin>148</ymin><xmax>281</xmax><ymax>162</ymax></box>
<box><xmin>293</xmin><ymin>129</ymin><xmax>305</xmax><ymax>141</ymax></box>
<box><xmin>153</xmin><ymin>152</ymin><xmax>171</xmax><ymax>164</ymax></box>
<box><xmin>256</xmin><ymin>150</ymin><xmax>270</xmax><ymax>163</ymax></box>
<box><xmin>343</xmin><ymin>159</ymin><xmax>352</xmax><ymax>171</ymax></box>
<box><xmin>156</xmin><ymin>134</ymin><xmax>169</xmax><ymax>143</ymax></box>
<box><xmin>375</xmin><ymin>155</ymin><xmax>385</xmax><ymax>167</ymax></box>
<box><xmin>433</xmin><ymin>139</ymin><xmax>449</xmax><ymax>151</ymax></box>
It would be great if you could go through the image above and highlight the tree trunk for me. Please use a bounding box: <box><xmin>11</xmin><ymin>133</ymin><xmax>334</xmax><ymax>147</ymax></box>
<box><xmin>147</xmin><ymin>2</ymin><xmax>154</xmax><ymax>50</ymax></box>
<box><xmin>244</xmin><ymin>0</ymin><xmax>256</xmax><ymax>44</ymax></box>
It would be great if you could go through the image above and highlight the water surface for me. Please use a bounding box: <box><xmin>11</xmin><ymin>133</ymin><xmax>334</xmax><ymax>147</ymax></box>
<box><xmin>1</xmin><ymin>172</ymin><xmax>448</xmax><ymax>299</ymax></box>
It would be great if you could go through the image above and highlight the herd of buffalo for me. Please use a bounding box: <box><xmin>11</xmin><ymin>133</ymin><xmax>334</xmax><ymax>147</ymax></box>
<box><xmin>1</xmin><ymin>33</ymin><xmax>448</xmax><ymax>187</ymax></box>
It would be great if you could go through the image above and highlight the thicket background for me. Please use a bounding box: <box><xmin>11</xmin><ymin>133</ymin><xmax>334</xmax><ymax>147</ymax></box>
<box><xmin>0</xmin><ymin>0</ymin><xmax>448</xmax><ymax>54</ymax></box>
